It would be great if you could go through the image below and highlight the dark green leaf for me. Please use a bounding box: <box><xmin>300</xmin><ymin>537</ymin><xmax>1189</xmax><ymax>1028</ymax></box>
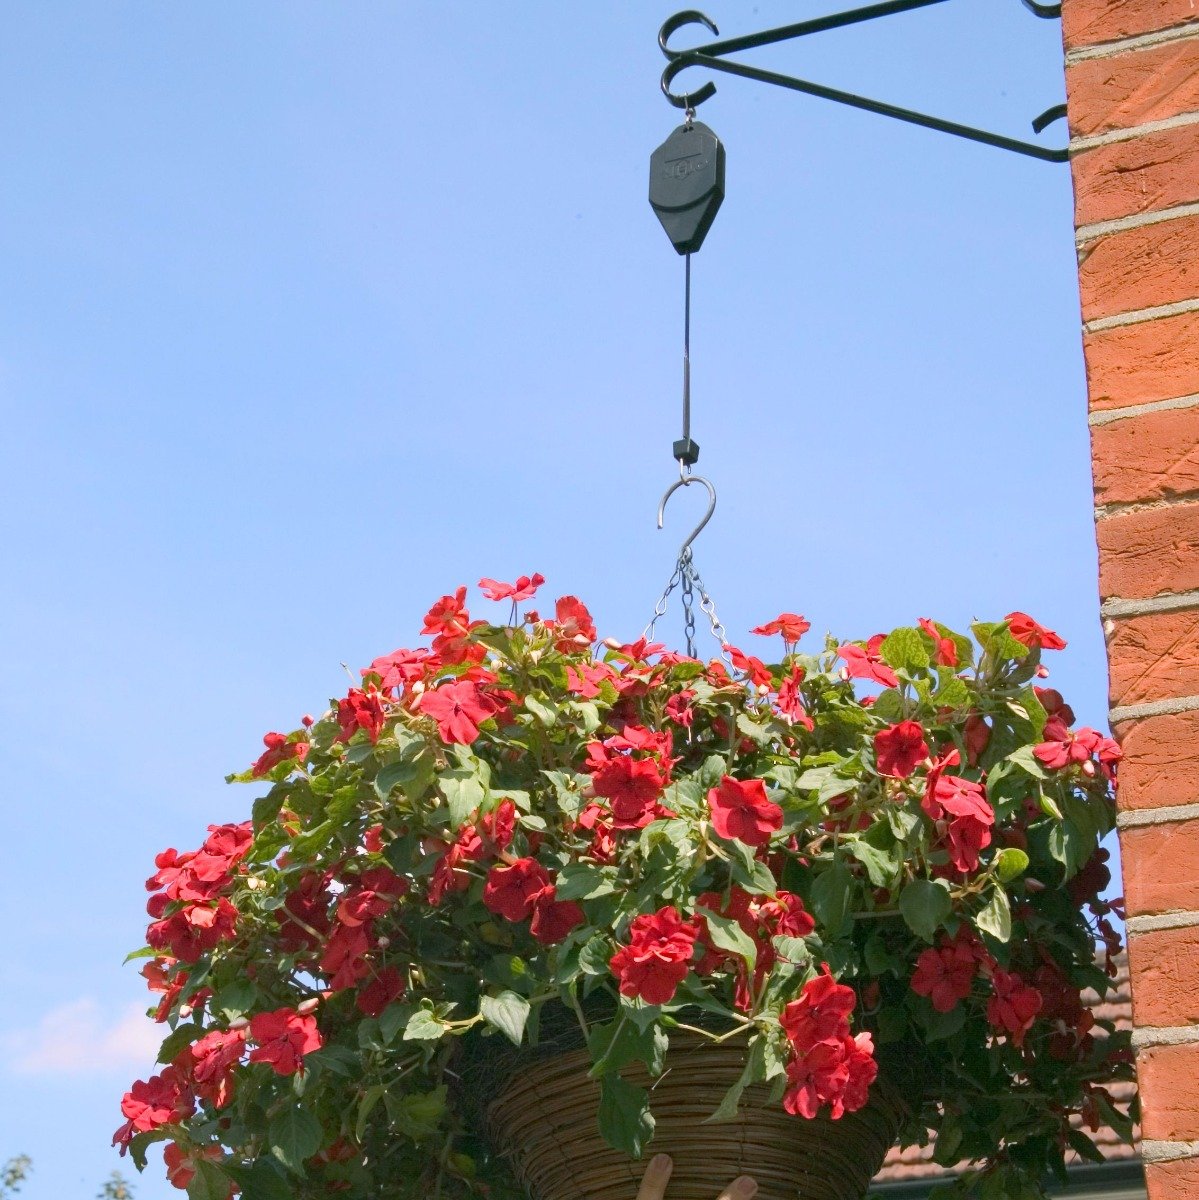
<box><xmin>188</xmin><ymin>1159</ymin><xmax>235</xmax><ymax>1200</ymax></box>
<box><xmin>555</xmin><ymin>862</ymin><xmax>618</xmax><ymax>901</ymax></box>
<box><xmin>899</xmin><ymin>879</ymin><xmax>951</xmax><ymax>942</ymax></box>
<box><xmin>846</xmin><ymin>838</ymin><xmax>894</xmax><ymax>888</ymax></box>
<box><xmin>440</xmin><ymin>767</ymin><xmax>487</xmax><ymax>831</ymax></box>
<box><xmin>597</xmin><ymin>1075</ymin><xmax>655</xmax><ymax>1157</ymax></box>
<box><xmin>698</xmin><ymin>907</ymin><xmax>757</xmax><ymax>967</ymax></box>
<box><xmin>578</xmin><ymin>935</ymin><xmax>613</xmax><ymax>976</ymax></box>
<box><xmin>810</xmin><ymin>859</ymin><xmax>854</xmax><ymax>938</ymax></box>
<box><xmin>214</xmin><ymin>978</ymin><xmax>258</xmax><ymax>1021</ymax></box>
<box><xmin>224</xmin><ymin>1157</ymin><xmax>293</xmax><ymax>1200</ymax></box>
<box><xmin>268</xmin><ymin>1106</ymin><xmax>323</xmax><ymax>1172</ymax></box>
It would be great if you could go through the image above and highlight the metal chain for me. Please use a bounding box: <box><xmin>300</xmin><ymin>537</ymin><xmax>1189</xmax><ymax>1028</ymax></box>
<box><xmin>689</xmin><ymin>554</ymin><xmax>730</xmax><ymax>654</ymax></box>
<box><xmin>642</xmin><ymin>556</ymin><xmax>685</xmax><ymax>643</ymax></box>
<box><xmin>680</xmin><ymin>550</ymin><xmax>697</xmax><ymax>657</ymax></box>
<box><xmin>643</xmin><ymin>547</ymin><xmax>730</xmax><ymax>662</ymax></box>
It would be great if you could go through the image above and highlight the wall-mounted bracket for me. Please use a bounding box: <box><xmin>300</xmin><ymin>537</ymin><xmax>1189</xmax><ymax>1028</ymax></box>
<box><xmin>659</xmin><ymin>0</ymin><xmax>1069</xmax><ymax>164</ymax></box>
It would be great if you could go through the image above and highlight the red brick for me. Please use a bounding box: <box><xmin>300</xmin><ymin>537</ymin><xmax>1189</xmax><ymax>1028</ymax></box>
<box><xmin>1068</xmin><ymin>38</ymin><xmax>1199</xmax><ymax>136</ymax></box>
<box><xmin>1128</xmin><ymin>925</ymin><xmax>1199</xmax><ymax>1026</ymax></box>
<box><xmin>1106</xmin><ymin>609</ymin><xmax>1199</xmax><ymax>706</ymax></box>
<box><xmin>1113</xmin><ymin>709</ymin><xmax>1199</xmax><ymax>810</ymax></box>
<box><xmin>1097</xmin><ymin>501</ymin><xmax>1199</xmax><ymax>597</ymax></box>
<box><xmin>1121</xmin><ymin>817</ymin><xmax>1199</xmax><ymax>914</ymax></box>
<box><xmin>1083</xmin><ymin>310</ymin><xmax>1199</xmax><ymax>410</ymax></box>
<box><xmin>1073</xmin><ymin>122</ymin><xmax>1199</xmax><ymax>227</ymax></box>
<box><xmin>1064</xmin><ymin>1</ymin><xmax>1199</xmax><ymax>50</ymax></box>
<box><xmin>1092</xmin><ymin>404</ymin><xmax>1199</xmax><ymax>505</ymax></box>
<box><xmin>1147</xmin><ymin>1156</ymin><xmax>1199</xmax><ymax>1200</ymax></box>
<box><xmin>1138</xmin><ymin>1042</ymin><xmax>1199</xmax><ymax>1139</ymax></box>
<box><xmin>1079</xmin><ymin>213</ymin><xmax>1199</xmax><ymax>322</ymax></box>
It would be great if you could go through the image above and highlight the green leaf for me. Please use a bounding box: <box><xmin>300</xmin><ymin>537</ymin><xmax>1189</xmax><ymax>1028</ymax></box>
<box><xmin>933</xmin><ymin>674</ymin><xmax>972</xmax><ymax>709</ymax></box>
<box><xmin>378</xmin><ymin>1001</ymin><xmax>412</xmax><ymax>1045</ymax></box>
<box><xmin>869</xmin><ymin>689</ymin><xmax>906</xmax><ymax>722</ymax></box>
<box><xmin>846</xmin><ymin>838</ymin><xmax>894</xmax><ymax>888</ymax></box>
<box><xmin>578</xmin><ymin>935</ymin><xmax>613</xmax><ymax>976</ymax></box>
<box><xmin>597</xmin><ymin>1075</ymin><xmax>655</xmax><ymax>1157</ymax></box>
<box><xmin>123</xmin><ymin>945</ymin><xmax>156</xmax><ymax>964</ymax></box>
<box><xmin>387</xmin><ymin>1085</ymin><xmax>447</xmax><ymax>1140</ymax></box>
<box><xmin>810</xmin><ymin>859</ymin><xmax>854</xmax><ymax>938</ymax></box>
<box><xmin>155</xmin><ymin>1022</ymin><xmax>201</xmax><ymax>1064</ymax></box>
<box><xmin>1006</xmin><ymin>745</ymin><xmax>1047</xmax><ymax>780</ymax></box>
<box><xmin>899</xmin><ymin>879</ymin><xmax>951</xmax><ymax>942</ymax></box>
<box><xmin>975</xmin><ymin>886</ymin><xmax>1012</xmax><ymax>942</ymax></box>
<box><xmin>880</xmin><ymin>627</ymin><xmax>930</xmax><ymax>672</ymax></box>
<box><xmin>480</xmin><ymin>990</ymin><xmax>530</xmax><ymax>1046</ymax></box>
<box><xmin>730</xmin><ymin>853</ymin><xmax>778</xmax><ymax>896</ymax></box>
<box><xmin>698</xmin><ymin>907</ymin><xmax>757</xmax><ymax>967</ymax></box>
<box><xmin>440</xmin><ymin>766</ymin><xmax>486</xmax><ymax>831</ymax></box>
<box><xmin>356</xmin><ymin>1083</ymin><xmax>385</xmax><ymax>1142</ymax></box>
<box><xmin>994</xmin><ymin>847</ymin><xmax>1029</xmax><ymax>883</ymax></box>
<box><xmin>214</xmin><ymin>978</ymin><xmax>258</xmax><ymax>1021</ymax></box>
<box><xmin>705</xmin><ymin>1036</ymin><xmax>766</xmax><ymax>1124</ymax></box>
<box><xmin>525</xmin><ymin>694</ymin><xmax>558</xmax><ymax>726</ymax></box>
<box><xmin>188</xmin><ymin>1160</ymin><xmax>235</xmax><ymax>1200</ymax></box>
<box><xmin>268</xmin><ymin>1106</ymin><xmax>323</xmax><ymax>1172</ymax></box>
<box><xmin>289</xmin><ymin>819</ymin><xmax>333</xmax><ymax>860</ymax></box>
<box><xmin>555</xmin><ymin>862</ymin><xmax>618</xmax><ymax>901</ymax></box>
<box><xmin>402</xmin><ymin>1010</ymin><xmax>447</xmax><ymax>1042</ymax></box>
<box><xmin>223</xmin><ymin>1157</ymin><xmax>293</xmax><ymax>1200</ymax></box>
<box><xmin>588</xmin><ymin>1017</ymin><xmax>668</xmax><ymax>1078</ymax></box>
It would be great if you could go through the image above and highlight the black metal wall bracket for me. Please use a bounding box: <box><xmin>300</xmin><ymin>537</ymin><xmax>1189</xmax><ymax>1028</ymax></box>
<box><xmin>659</xmin><ymin>0</ymin><xmax>1069</xmax><ymax>164</ymax></box>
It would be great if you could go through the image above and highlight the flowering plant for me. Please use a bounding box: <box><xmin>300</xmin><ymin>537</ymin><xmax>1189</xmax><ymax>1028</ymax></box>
<box><xmin>116</xmin><ymin>577</ymin><xmax>1133</xmax><ymax>1200</ymax></box>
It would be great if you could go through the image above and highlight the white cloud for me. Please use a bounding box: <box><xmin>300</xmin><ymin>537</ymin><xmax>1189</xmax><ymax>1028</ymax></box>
<box><xmin>2</xmin><ymin>998</ymin><xmax>163</xmax><ymax>1076</ymax></box>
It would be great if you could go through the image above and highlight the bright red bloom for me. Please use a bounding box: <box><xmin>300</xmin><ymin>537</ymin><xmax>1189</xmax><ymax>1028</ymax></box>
<box><xmin>918</xmin><ymin>618</ymin><xmax>959</xmax><ymax>667</ymax></box>
<box><xmin>725</xmin><ymin>645</ymin><xmax>774</xmax><ymax>688</ymax></box>
<box><xmin>757</xmin><ymin>891</ymin><xmax>815</xmax><ymax>939</ymax></box>
<box><xmin>707</xmin><ymin>775</ymin><xmax>783</xmax><ymax>847</ymax></box>
<box><xmin>479</xmin><ymin>573</ymin><xmax>545</xmax><ymax>602</ymax></box>
<box><xmin>873</xmin><ymin>720</ymin><xmax>929</xmax><ymax>778</ymax></box>
<box><xmin>609</xmin><ymin>907</ymin><xmax>700</xmax><ymax>1005</ymax></box>
<box><xmin>964</xmin><ymin>713</ymin><xmax>991</xmax><ymax>765</ymax></box>
<box><xmin>550</xmin><ymin>595</ymin><xmax>596</xmax><ymax>652</ymax></box>
<box><xmin>251</xmin><ymin>732</ymin><xmax>309</xmax><ymax>778</ymax></box>
<box><xmin>420</xmin><ymin>679</ymin><xmax>492</xmax><ymax>745</ymax></box>
<box><xmin>336</xmin><ymin>866</ymin><xmax>407</xmax><ymax>927</ymax></box>
<box><xmin>565</xmin><ymin>660</ymin><xmax>616</xmax><ymax>699</ymax></box>
<box><xmin>189</xmin><ymin>1028</ymin><xmax>246</xmax><ymax>1108</ymax></box>
<box><xmin>319</xmin><ymin>921</ymin><xmax>373</xmax><ymax>991</ymax></box>
<box><xmin>1035</xmin><ymin>716</ymin><xmax>1122</xmax><ymax>779</ymax></box>
<box><xmin>1034</xmin><ymin>686</ymin><xmax>1075</xmax><ymax>725</ymax></box>
<box><xmin>336</xmin><ymin>687</ymin><xmax>386</xmax><ymax>743</ymax></box>
<box><xmin>164</xmin><ymin>1144</ymin><xmax>228</xmax><ymax>1194</ymax></box>
<box><xmin>112</xmin><ymin>1067</ymin><xmax>195</xmax><ymax>1150</ymax></box>
<box><xmin>529</xmin><ymin>888</ymin><xmax>585</xmax><ymax>944</ymax></box>
<box><xmin>775</xmin><ymin>665</ymin><xmax>814</xmax><ymax>730</ymax></box>
<box><xmin>248</xmin><ymin>1008</ymin><xmax>323</xmax><ymax>1075</ymax></box>
<box><xmin>479</xmin><ymin>798</ymin><xmax>518</xmax><ymax>852</ymax></box>
<box><xmin>587</xmin><ymin>750</ymin><xmax>667</xmax><ymax>829</ymax></box>
<box><xmin>357</xmin><ymin>966</ymin><xmax>407</xmax><ymax>1017</ymax></box>
<box><xmin>910</xmin><ymin>929</ymin><xmax>989</xmax><ymax>1013</ymax></box>
<box><xmin>781</xmin><ymin>965</ymin><xmax>856</xmax><ymax>1051</ymax></box>
<box><xmin>1006</xmin><ymin>612</ymin><xmax>1067</xmax><ymax>651</ymax></box>
<box><xmin>576</xmin><ymin>802</ymin><xmax>616</xmax><ymax>863</ymax></box>
<box><xmin>278</xmin><ymin>871</ymin><xmax>333</xmax><ymax>952</ymax></box>
<box><xmin>783</xmin><ymin>1032</ymin><xmax>877</xmax><ymax>1120</ymax></box>
<box><xmin>987</xmin><ymin>970</ymin><xmax>1043</xmax><ymax>1047</ymax></box>
<box><xmin>483</xmin><ymin>858</ymin><xmax>552</xmax><ymax>922</ymax></box>
<box><xmin>837</xmin><ymin>636</ymin><xmax>900</xmax><ymax>688</ymax></box>
<box><xmin>147</xmin><ymin>898</ymin><xmax>239</xmax><ymax>964</ymax></box>
<box><xmin>922</xmin><ymin>773</ymin><xmax>994</xmax><ymax>874</ymax></box>
<box><xmin>365</xmin><ymin>647</ymin><xmax>432</xmax><ymax>694</ymax></box>
<box><xmin>423</xmin><ymin>587</ymin><xmax>470</xmax><ymax>636</ymax></box>
<box><xmin>750</xmin><ymin>613</ymin><xmax>811</xmax><ymax>643</ymax></box>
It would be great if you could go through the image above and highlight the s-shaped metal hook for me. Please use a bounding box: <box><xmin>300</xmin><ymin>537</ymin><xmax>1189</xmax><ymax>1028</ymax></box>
<box><xmin>657</xmin><ymin>473</ymin><xmax>717</xmax><ymax>559</ymax></box>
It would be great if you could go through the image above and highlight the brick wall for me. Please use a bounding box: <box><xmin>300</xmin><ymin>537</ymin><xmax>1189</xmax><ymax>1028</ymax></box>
<box><xmin>1063</xmin><ymin>3</ymin><xmax>1199</xmax><ymax>1196</ymax></box>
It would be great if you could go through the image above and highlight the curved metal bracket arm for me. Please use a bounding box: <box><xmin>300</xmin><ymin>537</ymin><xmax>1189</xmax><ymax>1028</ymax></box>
<box><xmin>657</xmin><ymin>474</ymin><xmax>717</xmax><ymax>558</ymax></box>
<box><xmin>658</xmin><ymin>1</ymin><xmax>1069</xmax><ymax>164</ymax></box>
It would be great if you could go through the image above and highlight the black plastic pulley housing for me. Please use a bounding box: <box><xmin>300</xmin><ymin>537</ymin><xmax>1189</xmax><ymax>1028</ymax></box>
<box><xmin>648</xmin><ymin>121</ymin><xmax>725</xmax><ymax>255</ymax></box>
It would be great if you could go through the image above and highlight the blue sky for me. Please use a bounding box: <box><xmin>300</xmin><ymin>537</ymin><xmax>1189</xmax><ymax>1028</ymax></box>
<box><xmin>0</xmin><ymin>3</ymin><xmax>1106</xmax><ymax>1196</ymax></box>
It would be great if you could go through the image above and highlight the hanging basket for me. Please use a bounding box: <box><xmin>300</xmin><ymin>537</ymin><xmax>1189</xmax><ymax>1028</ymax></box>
<box><xmin>482</xmin><ymin>1030</ymin><xmax>910</xmax><ymax>1200</ymax></box>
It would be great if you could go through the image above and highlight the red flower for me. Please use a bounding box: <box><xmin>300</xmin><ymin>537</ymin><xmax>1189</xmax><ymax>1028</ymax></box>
<box><xmin>164</xmin><ymin>1144</ymin><xmax>228</xmax><ymax>1194</ymax></box>
<box><xmin>725</xmin><ymin>645</ymin><xmax>774</xmax><ymax>688</ymax></box>
<box><xmin>987</xmin><ymin>970</ymin><xmax>1043</xmax><ymax>1047</ymax></box>
<box><xmin>783</xmin><ymin>1032</ymin><xmax>877</xmax><ymax>1120</ymax></box>
<box><xmin>420</xmin><ymin>679</ymin><xmax>492</xmax><ymax>745</ymax></box>
<box><xmin>775</xmin><ymin>665</ymin><xmax>813</xmax><ymax>730</ymax></box>
<box><xmin>251</xmin><ymin>732</ymin><xmax>309</xmax><ymax>778</ymax></box>
<box><xmin>479</xmin><ymin>573</ymin><xmax>545</xmax><ymax>602</ymax></box>
<box><xmin>365</xmin><ymin>647</ymin><xmax>432</xmax><ymax>694</ymax></box>
<box><xmin>757</xmin><ymin>891</ymin><xmax>815</xmax><ymax>939</ymax></box>
<box><xmin>565</xmin><ymin>660</ymin><xmax>616</xmax><ymax>699</ymax></box>
<box><xmin>423</xmin><ymin>586</ymin><xmax>470</xmax><ymax>637</ymax></box>
<box><xmin>922</xmin><ymin>773</ymin><xmax>994</xmax><ymax>874</ymax></box>
<box><xmin>707</xmin><ymin>776</ymin><xmax>783</xmax><ymax>847</ymax></box>
<box><xmin>609</xmin><ymin>907</ymin><xmax>699</xmax><ymax>1005</ymax></box>
<box><xmin>873</xmin><ymin>720</ymin><xmax>929</xmax><ymax>779</ymax></box>
<box><xmin>189</xmin><ymin>1028</ymin><xmax>246</xmax><ymax>1108</ymax></box>
<box><xmin>1034</xmin><ymin>686</ymin><xmax>1075</xmax><ymax>725</ymax></box>
<box><xmin>357</xmin><ymin>966</ymin><xmax>407</xmax><ymax>1017</ymax></box>
<box><xmin>910</xmin><ymin>929</ymin><xmax>989</xmax><ymax>1013</ymax></box>
<box><xmin>576</xmin><ymin>802</ymin><xmax>616</xmax><ymax>863</ymax></box>
<box><xmin>918</xmin><ymin>618</ymin><xmax>959</xmax><ymax>667</ymax></box>
<box><xmin>586</xmin><ymin>743</ymin><xmax>668</xmax><ymax>829</ymax></box>
<box><xmin>248</xmin><ymin>1008</ymin><xmax>323</xmax><ymax>1076</ymax></box>
<box><xmin>964</xmin><ymin>713</ymin><xmax>991</xmax><ymax>765</ymax></box>
<box><xmin>147</xmin><ymin>898</ymin><xmax>239</xmax><ymax>964</ymax></box>
<box><xmin>837</xmin><ymin>636</ymin><xmax>899</xmax><ymax>688</ymax></box>
<box><xmin>750</xmin><ymin>613</ymin><xmax>811</xmax><ymax>643</ymax></box>
<box><xmin>483</xmin><ymin>858</ymin><xmax>552</xmax><ymax>922</ymax></box>
<box><xmin>1035</xmin><ymin>717</ymin><xmax>1122</xmax><ymax>779</ymax></box>
<box><xmin>781</xmin><ymin>965</ymin><xmax>856</xmax><ymax>1051</ymax></box>
<box><xmin>112</xmin><ymin>1067</ymin><xmax>195</xmax><ymax>1150</ymax></box>
<box><xmin>1006</xmin><ymin>611</ymin><xmax>1067</xmax><ymax>651</ymax></box>
<box><xmin>320</xmin><ymin>922</ymin><xmax>373</xmax><ymax>991</ymax></box>
<box><xmin>529</xmin><ymin>888</ymin><xmax>585</xmax><ymax>944</ymax></box>
<box><xmin>549</xmin><ymin>595</ymin><xmax>596</xmax><ymax>652</ymax></box>
<box><xmin>336</xmin><ymin>687</ymin><xmax>386</xmax><ymax>743</ymax></box>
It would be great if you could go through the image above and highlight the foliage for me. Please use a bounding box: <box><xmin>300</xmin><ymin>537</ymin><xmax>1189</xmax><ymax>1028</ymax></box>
<box><xmin>1</xmin><ymin>1157</ymin><xmax>31</xmax><ymax>1199</ymax></box>
<box><xmin>115</xmin><ymin>580</ymin><xmax>1133</xmax><ymax>1198</ymax></box>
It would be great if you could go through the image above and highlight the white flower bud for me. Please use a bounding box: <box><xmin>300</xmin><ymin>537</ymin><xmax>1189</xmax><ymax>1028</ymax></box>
<box><xmin>411</xmin><ymin>681</ymin><xmax>425</xmax><ymax>696</ymax></box>
<box><xmin>228</xmin><ymin>1016</ymin><xmax>250</xmax><ymax>1030</ymax></box>
<box><xmin>602</xmin><ymin>637</ymin><xmax>621</xmax><ymax>650</ymax></box>
<box><xmin>376</xmin><ymin>936</ymin><xmax>390</xmax><ymax>949</ymax></box>
<box><xmin>297</xmin><ymin>997</ymin><xmax>320</xmax><ymax>1015</ymax></box>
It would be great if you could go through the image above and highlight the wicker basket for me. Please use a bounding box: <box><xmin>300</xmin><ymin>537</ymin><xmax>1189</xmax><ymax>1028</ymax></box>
<box><xmin>483</xmin><ymin>1031</ymin><xmax>909</xmax><ymax>1200</ymax></box>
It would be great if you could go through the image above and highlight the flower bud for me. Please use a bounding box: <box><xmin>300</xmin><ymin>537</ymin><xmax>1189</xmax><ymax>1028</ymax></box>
<box><xmin>297</xmin><ymin>997</ymin><xmax>320</xmax><ymax>1015</ymax></box>
<box><xmin>301</xmin><ymin>714</ymin><xmax>314</xmax><ymax>727</ymax></box>
<box><xmin>411</xmin><ymin>681</ymin><xmax>425</xmax><ymax>697</ymax></box>
<box><xmin>602</xmin><ymin>637</ymin><xmax>621</xmax><ymax>650</ymax></box>
<box><xmin>376</xmin><ymin>936</ymin><xmax>390</xmax><ymax>949</ymax></box>
<box><xmin>1081</xmin><ymin>760</ymin><xmax>1096</xmax><ymax>778</ymax></box>
<box><xmin>228</xmin><ymin>1016</ymin><xmax>250</xmax><ymax>1030</ymax></box>
<box><xmin>178</xmin><ymin>1004</ymin><xmax>193</xmax><ymax>1019</ymax></box>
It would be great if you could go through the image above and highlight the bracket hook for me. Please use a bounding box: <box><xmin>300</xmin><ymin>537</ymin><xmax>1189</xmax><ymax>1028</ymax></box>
<box><xmin>659</xmin><ymin>10</ymin><xmax>720</xmax><ymax>109</ymax></box>
<box><xmin>657</xmin><ymin>473</ymin><xmax>717</xmax><ymax>557</ymax></box>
